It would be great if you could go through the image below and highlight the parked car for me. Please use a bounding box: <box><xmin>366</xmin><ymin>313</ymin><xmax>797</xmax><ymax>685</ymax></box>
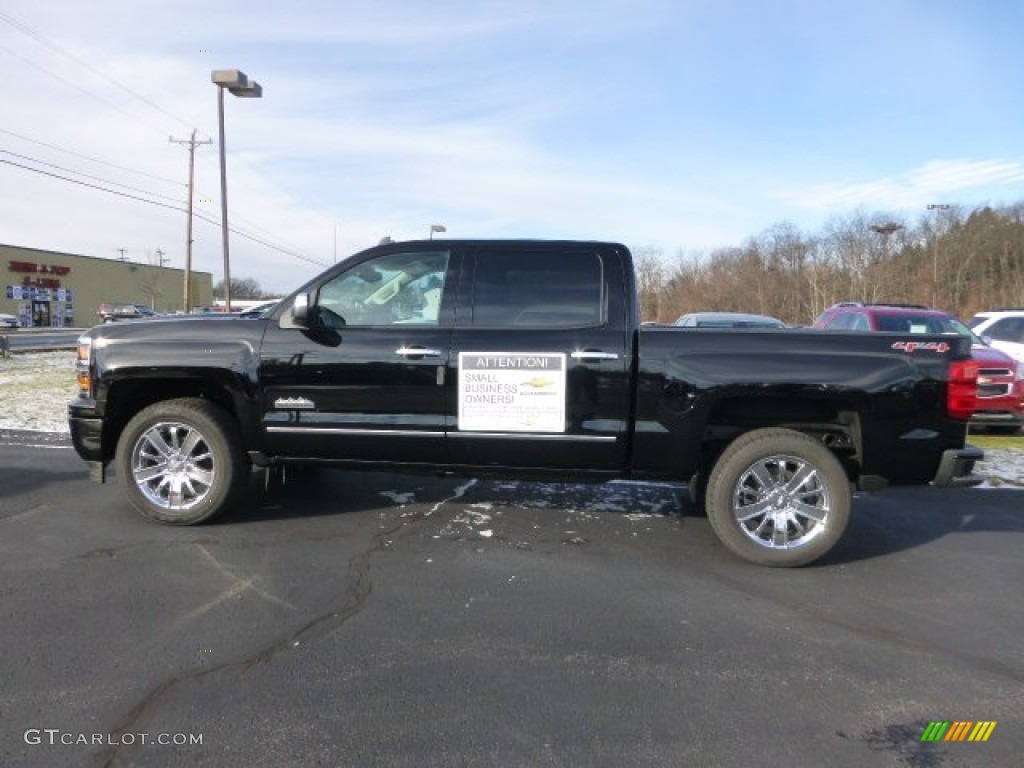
<box><xmin>968</xmin><ymin>309</ymin><xmax>1024</xmax><ymax>364</ymax></box>
<box><xmin>813</xmin><ymin>302</ymin><xmax>1024</xmax><ymax>433</ymax></box>
<box><xmin>0</xmin><ymin>313</ymin><xmax>19</xmax><ymax>329</ymax></box>
<box><xmin>674</xmin><ymin>311</ymin><xmax>786</xmax><ymax>328</ymax></box>
<box><xmin>236</xmin><ymin>300</ymin><xmax>280</xmax><ymax>318</ymax></box>
<box><xmin>96</xmin><ymin>303</ymin><xmax>159</xmax><ymax>323</ymax></box>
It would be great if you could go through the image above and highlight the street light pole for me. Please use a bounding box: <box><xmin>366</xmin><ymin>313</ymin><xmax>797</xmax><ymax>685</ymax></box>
<box><xmin>211</xmin><ymin>69</ymin><xmax>262</xmax><ymax>313</ymax></box>
<box><xmin>868</xmin><ymin>222</ymin><xmax>903</xmax><ymax>302</ymax></box>
<box><xmin>927</xmin><ymin>204</ymin><xmax>951</xmax><ymax>308</ymax></box>
<box><xmin>216</xmin><ymin>85</ymin><xmax>231</xmax><ymax>312</ymax></box>
<box><xmin>869</xmin><ymin>222</ymin><xmax>903</xmax><ymax>260</ymax></box>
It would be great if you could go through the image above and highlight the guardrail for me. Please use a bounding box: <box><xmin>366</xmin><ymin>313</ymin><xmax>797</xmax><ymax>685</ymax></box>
<box><xmin>0</xmin><ymin>328</ymin><xmax>83</xmax><ymax>355</ymax></box>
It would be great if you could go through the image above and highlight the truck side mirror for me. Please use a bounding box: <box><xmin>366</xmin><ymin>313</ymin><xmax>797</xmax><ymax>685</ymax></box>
<box><xmin>291</xmin><ymin>294</ymin><xmax>310</xmax><ymax>327</ymax></box>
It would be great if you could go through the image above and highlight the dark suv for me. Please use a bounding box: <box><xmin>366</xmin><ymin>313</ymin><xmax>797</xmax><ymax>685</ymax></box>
<box><xmin>813</xmin><ymin>303</ymin><xmax>1024</xmax><ymax>433</ymax></box>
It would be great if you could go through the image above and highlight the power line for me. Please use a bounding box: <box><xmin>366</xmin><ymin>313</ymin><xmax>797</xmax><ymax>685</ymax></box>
<box><xmin>0</xmin><ymin>10</ymin><xmax>342</xmax><ymax>262</ymax></box>
<box><xmin>0</xmin><ymin>9</ymin><xmax>196</xmax><ymax>132</ymax></box>
<box><xmin>1</xmin><ymin>133</ymin><xmax>318</xmax><ymax>262</ymax></box>
<box><xmin>192</xmin><ymin>186</ymin><xmax>317</xmax><ymax>257</ymax></box>
<box><xmin>1</xmin><ymin>150</ymin><xmax>187</xmax><ymax>205</ymax></box>
<box><xmin>0</xmin><ymin>42</ymin><xmax>174</xmax><ymax>139</ymax></box>
<box><xmin>1</xmin><ymin>157</ymin><xmax>185</xmax><ymax>212</ymax></box>
<box><xmin>191</xmin><ymin>209</ymin><xmax>328</xmax><ymax>267</ymax></box>
<box><xmin>0</xmin><ymin>128</ymin><xmax>183</xmax><ymax>187</ymax></box>
<box><xmin>3</xmin><ymin>149</ymin><xmax>325</xmax><ymax>266</ymax></box>
<box><xmin>1</xmin><ymin>158</ymin><xmax>329</xmax><ymax>267</ymax></box>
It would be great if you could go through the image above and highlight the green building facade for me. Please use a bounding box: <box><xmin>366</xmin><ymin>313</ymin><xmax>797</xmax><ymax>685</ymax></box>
<box><xmin>1</xmin><ymin>243</ymin><xmax>213</xmax><ymax>328</ymax></box>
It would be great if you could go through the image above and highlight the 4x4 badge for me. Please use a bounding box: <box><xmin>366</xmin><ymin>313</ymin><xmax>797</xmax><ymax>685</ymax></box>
<box><xmin>891</xmin><ymin>341</ymin><xmax>951</xmax><ymax>353</ymax></box>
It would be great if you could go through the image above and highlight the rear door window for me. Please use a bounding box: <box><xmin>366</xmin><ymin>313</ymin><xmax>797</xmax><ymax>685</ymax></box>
<box><xmin>469</xmin><ymin>251</ymin><xmax>604</xmax><ymax>328</ymax></box>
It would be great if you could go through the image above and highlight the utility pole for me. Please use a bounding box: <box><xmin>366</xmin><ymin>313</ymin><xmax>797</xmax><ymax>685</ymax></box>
<box><xmin>115</xmin><ymin>248</ymin><xmax>128</xmax><ymax>262</ymax></box>
<box><xmin>170</xmin><ymin>130</ymin><xmax>212</xmax><ymax>312</ymax></box>
<box><xmin>155</xmin><ymin>247</ymin><xmax>169</xmax><ymax>267</ymax></box>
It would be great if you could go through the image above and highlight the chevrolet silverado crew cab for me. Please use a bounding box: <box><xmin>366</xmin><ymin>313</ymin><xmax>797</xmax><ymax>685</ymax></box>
<box><xmin>69</xmin><ymin>240</ymin><xmax>983</xmax><ymax>567</ymax></box>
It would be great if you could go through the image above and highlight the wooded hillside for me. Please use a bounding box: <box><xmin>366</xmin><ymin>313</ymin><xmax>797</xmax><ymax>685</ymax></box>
<box><xmin>637</xmin><ymin>202</ymin><xmax>1024</xmax><ymax>325</ymax></box>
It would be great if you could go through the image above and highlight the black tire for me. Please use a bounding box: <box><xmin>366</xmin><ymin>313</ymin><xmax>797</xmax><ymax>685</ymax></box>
<box><xmin>115</xmin><ymin>398</ymin><xmax>249</xmax><ymax>525</ymax></box>
<box><xmin>705</xmin><ymin>427</ymin><xmax>851</xmax><ymax>567</ymax></box>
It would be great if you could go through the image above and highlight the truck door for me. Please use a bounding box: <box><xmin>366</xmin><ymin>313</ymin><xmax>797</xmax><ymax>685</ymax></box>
<box><xmin>447</xmin><ymin>244</ymin><xmax>632</xmax><ymax>471</ymax></box>
<box><xmin>259</xmin><ymin>247</ymin><xmax>456</xmax><ymax>463</ymax></box>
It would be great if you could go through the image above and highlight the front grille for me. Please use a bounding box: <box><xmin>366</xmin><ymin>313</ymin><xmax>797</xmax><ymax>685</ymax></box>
<box><xmin>979</xmin><ymin>367</ymin><xmax>1012</xmax><ymax>377</ymax></box>
<box><xmin>978</xmin><ymin>383</ymin><xmax>1012</xmax><ymax>398</ymax></box>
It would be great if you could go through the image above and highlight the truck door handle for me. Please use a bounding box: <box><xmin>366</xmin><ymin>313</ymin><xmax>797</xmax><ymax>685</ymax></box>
<box><xmin>395</xmin><ymin>346</ymin><xmax>442</xmax><ymax>358</ymax></box>
<box><xmin>570</xmin><ymin>350</ymin><xmax>620</xmax><ymax>361</ymax></box>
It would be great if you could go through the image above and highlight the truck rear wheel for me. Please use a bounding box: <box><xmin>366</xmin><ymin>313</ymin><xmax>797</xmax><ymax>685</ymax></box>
<box><xmin>705</xmin><ymin>428</ymin><xmax>850</xmax><ymax>567</ymax></box>
<box><xmin>115</xmin><ymin>398</ymin><xmax>249</xmax><ymax>525</ymax></box>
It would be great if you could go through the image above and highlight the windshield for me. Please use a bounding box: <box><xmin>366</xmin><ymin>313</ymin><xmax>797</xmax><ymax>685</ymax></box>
<box><xmin>695</xmin><ymin>320</ymin><xmax>783</xmax><ymax>328</ymax></box>
<box><xmin>875</xmin><ymin>313</ymin><xmax>985</xmax><ymax>344</ymax></box>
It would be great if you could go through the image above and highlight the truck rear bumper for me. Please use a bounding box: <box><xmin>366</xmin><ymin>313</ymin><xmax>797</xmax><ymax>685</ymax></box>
<box><xmin>931</xmin><ymin>445</ymin><xmax>985</xmax><ymax>487</ymax></box>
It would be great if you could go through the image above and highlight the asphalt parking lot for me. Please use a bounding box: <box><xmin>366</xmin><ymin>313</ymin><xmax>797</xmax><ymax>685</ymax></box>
<box><xmin>1</xmin><ymin>431</ymin><xmax>1021</xmax><ymax>768</ymax></box>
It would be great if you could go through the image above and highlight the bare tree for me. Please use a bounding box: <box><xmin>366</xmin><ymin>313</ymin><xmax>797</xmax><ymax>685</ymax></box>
<box><xmin>214</xmin><ymin>277</ymin><xmax>263</xmax><ymax>300</ymax></box>
<box><xmin>136</xmin><ymin>269</ymin><xmax>164</xmax><ymax>310</ymax></box>
<box><xmin>633</xmin><ymin>246</ymin><xmax>669</xmax><ymax>322</ymax></box>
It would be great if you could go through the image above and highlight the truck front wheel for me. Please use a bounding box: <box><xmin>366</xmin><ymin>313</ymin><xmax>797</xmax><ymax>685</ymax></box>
<box><xmin>115</xmin><ymin>398</ymin><xmax>249</xmax><ymax>525</ymax></box>
<box><xmin>705</xmin><ymin>428</ymin><xmax>851</xmax><ymax>567</ymax></box>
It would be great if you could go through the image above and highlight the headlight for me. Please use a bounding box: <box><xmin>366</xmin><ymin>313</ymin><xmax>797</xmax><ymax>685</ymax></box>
<box><xmin>76</xmin><ymin>335</ymin><xmax>92</xmax><ymax>394</ymax></box>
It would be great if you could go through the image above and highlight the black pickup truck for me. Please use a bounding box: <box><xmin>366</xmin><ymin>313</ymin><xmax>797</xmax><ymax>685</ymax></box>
<box><xmin>69</xmin><ymin>239</ymin><xmax>984</xmax><ymax>566</ymax></box>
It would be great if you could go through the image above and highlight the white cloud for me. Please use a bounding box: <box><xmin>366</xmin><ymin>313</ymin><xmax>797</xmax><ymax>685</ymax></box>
<box><xmin>3</xmin><ymin>1</ymin><xmax>1024</xmax><ymax>294</ymax></box>
<box><xmin>776</xmin><ymin>159</ymin><xmax>1024</xmax><ymax>213</ymax></box>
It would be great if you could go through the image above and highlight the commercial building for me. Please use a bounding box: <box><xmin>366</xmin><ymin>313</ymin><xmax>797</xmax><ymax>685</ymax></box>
<box><xmin>2</xmin><ymin>244</ymin><xmax>213</xmax><ymax>328</ymax></box>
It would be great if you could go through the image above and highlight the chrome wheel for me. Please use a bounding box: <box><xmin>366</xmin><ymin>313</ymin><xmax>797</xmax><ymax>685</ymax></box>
<box><xmin>130</xmin><ymin>421</ymin><xmax>216</xmax><ymax>510</ymax></box>
<box><xmin>732</xmin><ymin>453</ymin><xmax>831</xmax><ymax>550</ymax></box>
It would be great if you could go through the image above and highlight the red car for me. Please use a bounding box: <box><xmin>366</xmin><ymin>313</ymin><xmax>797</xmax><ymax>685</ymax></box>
<box><xmin>813</xmin><ymin>303</ymin><xmax>1024</xmax><ymax>434</ymax></box>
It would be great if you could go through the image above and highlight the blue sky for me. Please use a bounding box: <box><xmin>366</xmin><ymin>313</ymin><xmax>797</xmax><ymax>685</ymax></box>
<box><xmin>2</xmin><ymin>0</ymin><xmax>1023</xmax><ymax>293</ymax></box>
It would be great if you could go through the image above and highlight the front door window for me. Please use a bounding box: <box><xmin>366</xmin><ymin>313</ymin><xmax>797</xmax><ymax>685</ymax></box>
<box><xmin>316</xmin><ymin>251</ymin><xmax>450</xmax><ymax>328</ymax></box>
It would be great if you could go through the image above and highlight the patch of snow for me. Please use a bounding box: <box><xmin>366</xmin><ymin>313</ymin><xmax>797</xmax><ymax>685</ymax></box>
<box><xmin>380</xmin><ymin>490</ymin><xmax>415</xmax><ymax>505</ymax></box>
<box><xmin>0</xmin><ymin>351</ymin><xmax>76</xmax><ymax>433</ymax></box>
<box><xmin>976</xmin><ymin>448</ymin><xmax>1024</xmax><ymax>489</ymax></box>
<box><xmin>427</xmin><ymin>478</ymin><xmax>477</xmax><ymax>517</ymax></box>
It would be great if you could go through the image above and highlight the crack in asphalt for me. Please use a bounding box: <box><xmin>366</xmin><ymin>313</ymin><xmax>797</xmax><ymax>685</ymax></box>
<box><xmin>0</xmin><ymin>502</ymin><xmax>52</xmax><ymax>521</ymax></box>
<box><xmin>94</xmin><ymin>482</ymin><xmax>470</xmax><ymax>768</ymax></box>
<box><xmin>95</xmin><ymin>546</ymin><xmax>372</xmax><ymax>767</ymax></box>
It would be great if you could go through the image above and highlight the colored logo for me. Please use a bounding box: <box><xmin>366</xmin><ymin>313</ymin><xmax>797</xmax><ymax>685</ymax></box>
<box><xmin>921</xmin><ymin>721</ymin><xmax>997</xmax><ymax>742</ymax></box>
